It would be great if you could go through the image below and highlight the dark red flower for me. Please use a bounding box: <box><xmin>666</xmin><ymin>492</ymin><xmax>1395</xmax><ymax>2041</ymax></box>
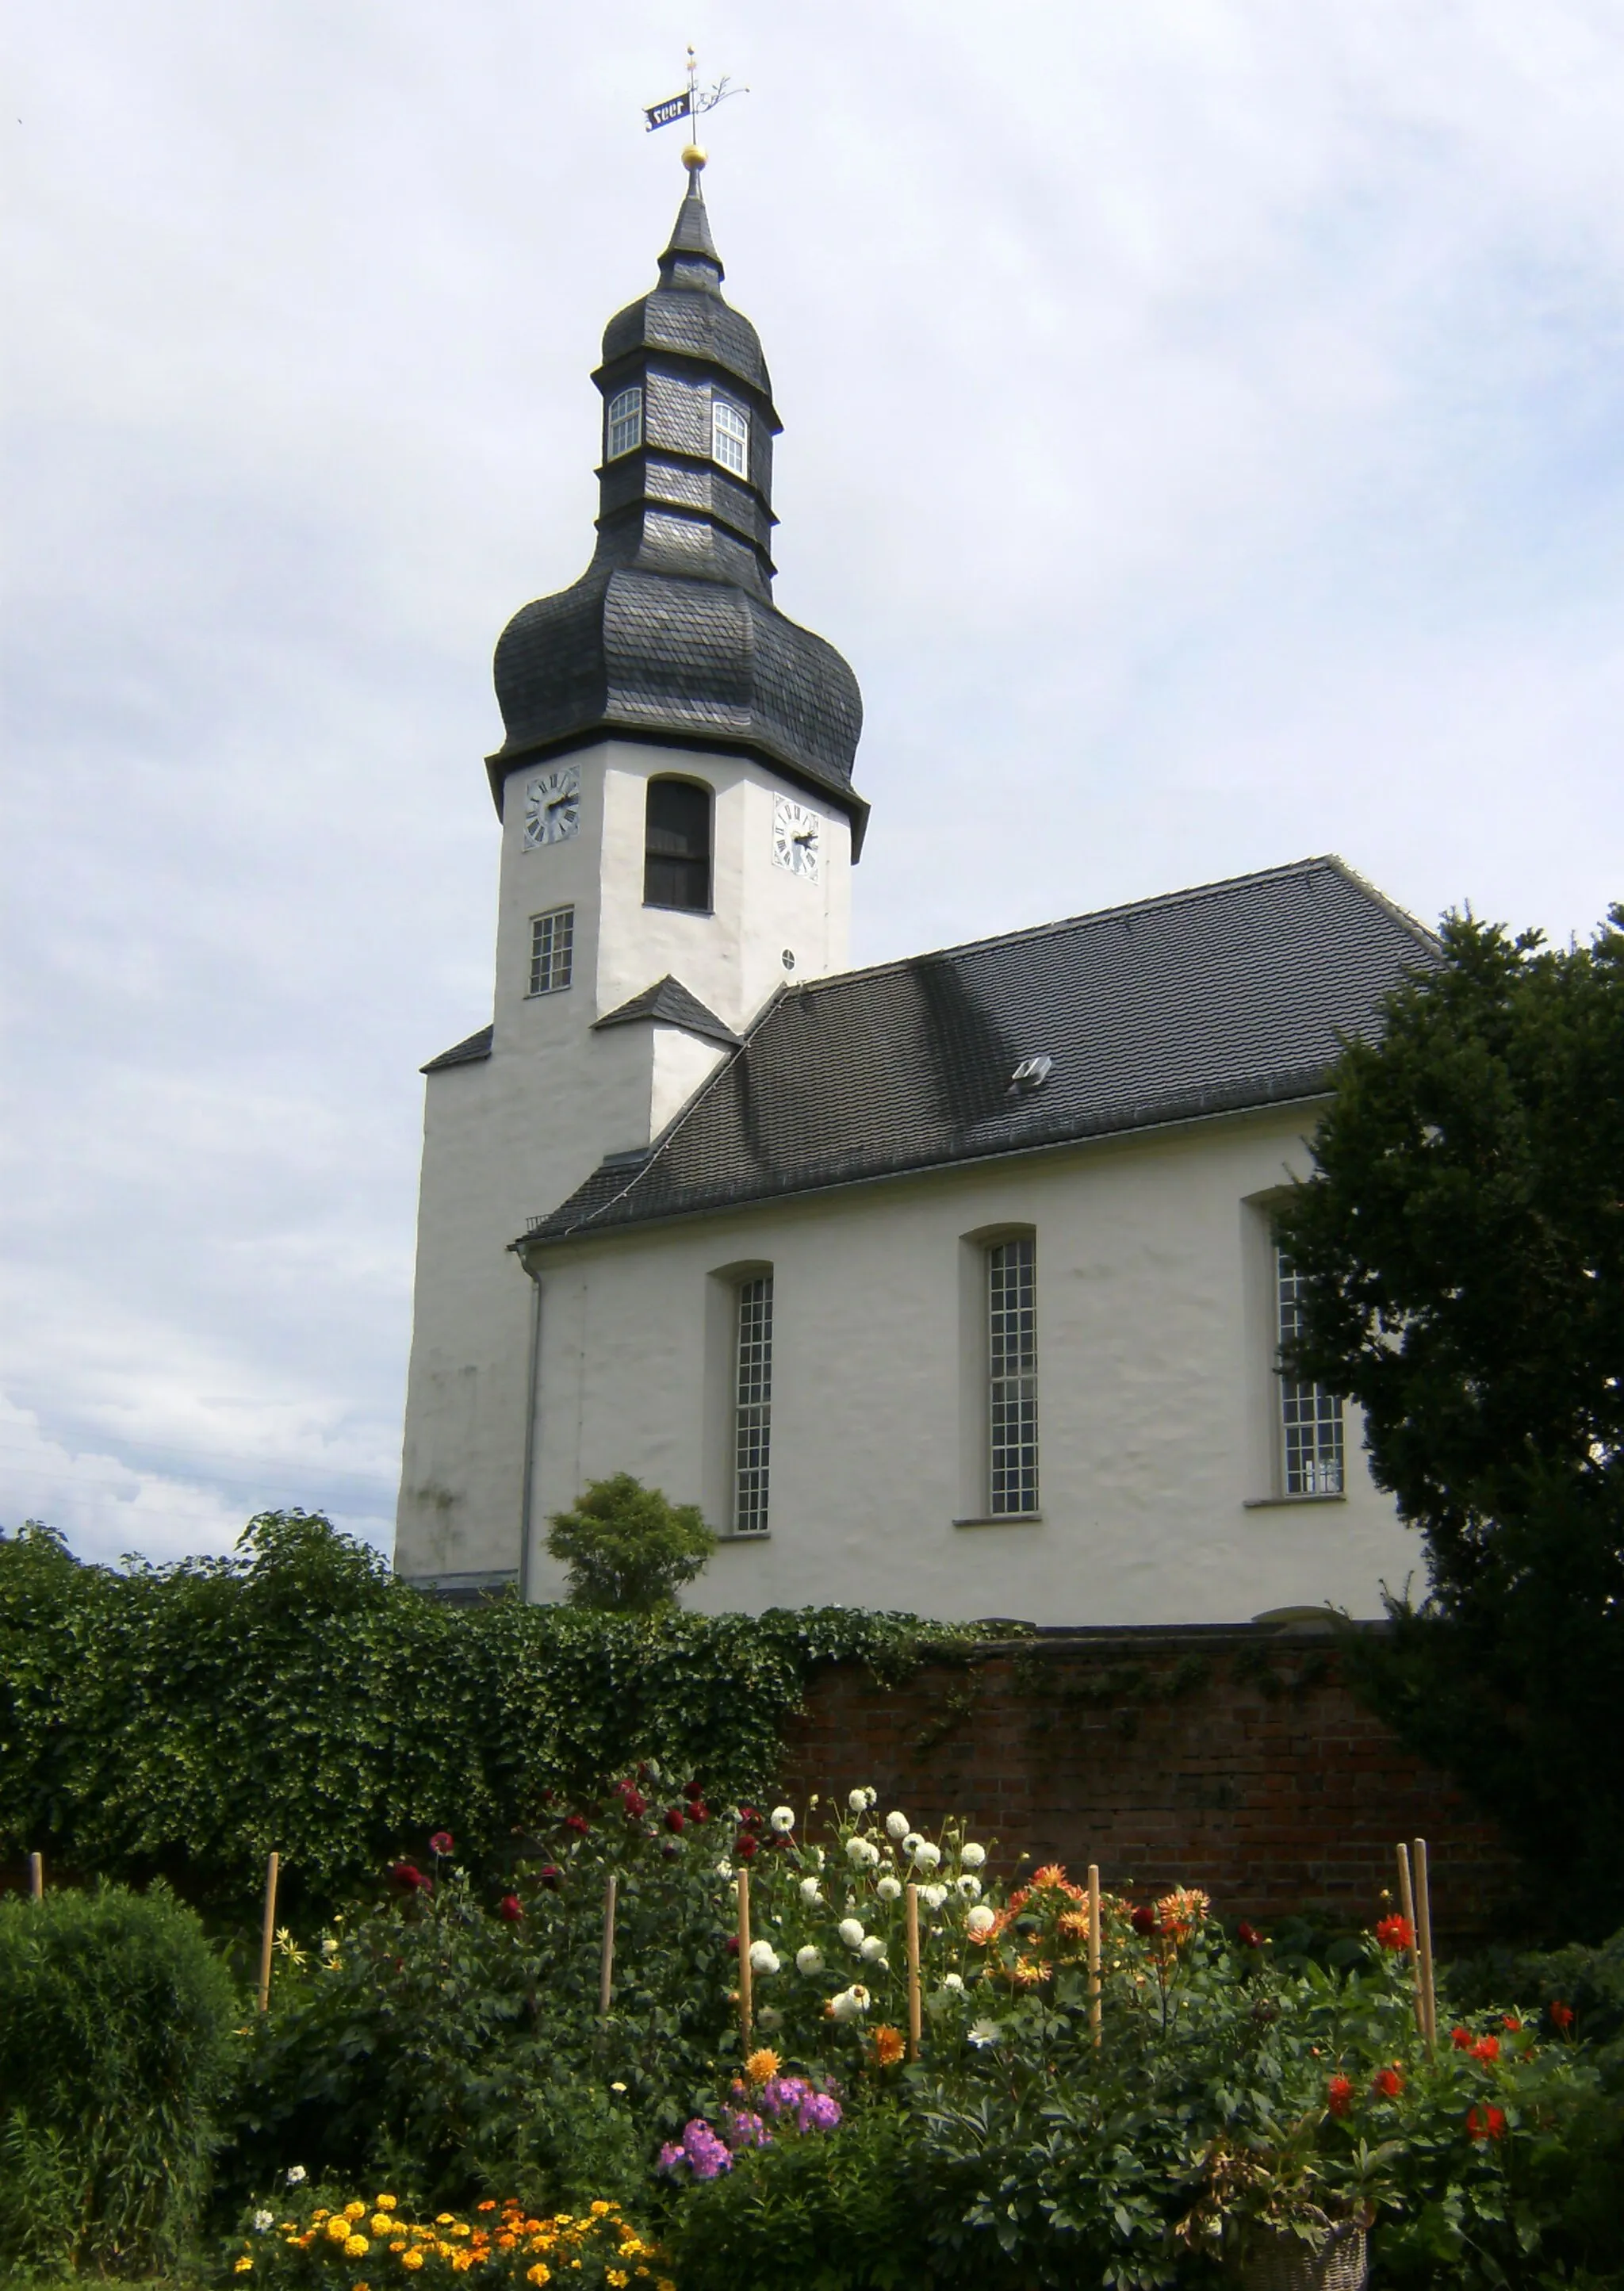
<box><xmin>565</xmin><ymin>1814</ymin><xmax>590</xmax><ymax>1837</ymax></box>
<box><xmin>1130</xmin><ymin>1905</ymin><xmax>1158</xmax><ymax>1937</ymax></box>
<box><xmin>615</xmin><ymin>1780</ymin><xmax>648</xmax><ymax>1819</ymax></box>
<box><xmin>1235</xmin><ymin>1921</ymin><xmax>1262</xmax><ymax>1948</ymax></box>
<box><xmin>664</xmin><ymin>1807</ymin><xmax>686</xmax><ymax>1833</ymax></box>
<box><xmin>1373</xmin><ymin>2066</ymin><xmax>1404</xmax><ymax>2099</ymax></box>
<box><xmin>388</xmin><ymin>1860</ymin><xmax>430</xmax><ymax>1894</ymax></box>
<box><xmin>725</xmin><ymin>1933</ymin><xmax>740</xmax><ymax>1956</ymax></box>
<box><xmin>538</xmin><ymin>1864</ymin><xmax>562</xmax><ymax>1891</ymax></box>
<box><xmin>1327</xmin><ymin>2075</ymin><xmax>1354</xmax><ymax>2118</ymax></box>
<box><xmin>497</xmin><ymin>1894</ymin><xmax>523</xmax><ymax>1924</ymax></box>
<box><xmin>735</xmin><ymin>1833</ymin><xmax>759</xmax><ymax>1860</ymax></box>
<box><xmin>1502</xmin><ymin>2015</ymin><xmax>1522</xmax><ymax>2032</ymax></box>
<box><xmin>738</xmin><ymin>1806</ymin><xmax>761</xmax><ymax>1829</ymax></box>
<box><xmin>429</xmin><ymin>1830</ymin><xmax>454</xmax><ymax>1856</ymax></box>
<box><xmin>771</xmin><ymin>1829</ymin><xmax>794</xmax><ymax>1849</ymax></box>
<box><xmin>1451</xmin><ymin>2025</ymin><xmax>1473</xmax><ymax>2050</ymax></box>
<box><xmin>1374</xmin><ymin>1914</ymin><xmax>1413</xmax><ymax>1951</ymax></box>
<box><xmin>1467</xmin><ymin>2105</ymin><xmax>1507</xmax><ymax>2142</ymax></box>
<box><xmin>689</xmin><ymin>1803</ymin><xmax>709</xmax><ymax>1824</ymax></box>
<box><xmin>1550</xmin><ymin>2000</ymin><xmax>1576</xmax><ymax>2030</ymax></box>
<box><xmin>684</xmin><ymin>1778</ymin><xmax>705</xmax><ymax>1802</ymax></box>
<box><xmin>1470</xmin><ymin>2034</ymin><xmax>1501</xmax><ymax>2064</ymax></box>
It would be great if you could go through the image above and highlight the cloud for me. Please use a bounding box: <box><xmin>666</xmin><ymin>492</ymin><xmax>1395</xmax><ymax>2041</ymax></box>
<box><xmin>5</xmin><ymin>0</ymin><xmax>1623</xmax><ymax>1562</ymax></box>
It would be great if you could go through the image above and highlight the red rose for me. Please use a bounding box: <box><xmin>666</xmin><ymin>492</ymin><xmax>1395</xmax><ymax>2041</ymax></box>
<box><xmin>1327</xmin><ymin>2075</ymin><xmax>1354</xmax><ymax>2117</ymax></box>
<box><xmin>498</xmin><ymin>1894</ymin><xmax>523</xmax><ymax>1923</ymax></box>
<box><xmin>1373</xmin><ymin>2066</ymin><xmax>1404</xmax><ymax>2099</ymax></box>
<box><xmin>1374</xmin><ymin>1914</ymin><xmax>1413</xmax><ymax>1951</ymax></box>
<box><xmin>735</xmin><ymin>1834</ymin><xmax>759</xmax><ymax>1860</ymax></box>
<box><xmin>1236</xmin><ymin>1921</ymin><xmax>1262</xmax><ymax>1948</ymax></box>
<box><xmin>664</xmin><ymin>1807</ymin><xmax>686</xmax><ymax>1833</ymax></box>
<box><xmin>565</xmin><ymin>1814</ymin><xmax>590</xmax><ymax>1837</ymax></box>
<box><xmin>1451</xmin><ymin>2026</ymin><xmax>1473</xmax><ymax>2050</ymax></box>
<box><xmin>429</xmin><ymin>1830</ymin><xmax>454</xmax><ymax>1856</ymax></box>
<box><xmin>1470</xmin><ymin>2035</ymin><xmax>1500</xmax><ymax>2064</ymax></box>
<box><xmin>1467</xmin><ymin>2105</ymin><xmax>1507</xmax><ymax>2142</ymax></box>
<box><xmin>1130</xmin><ymin>1905</ymin><xmax>1158</xmax><ymax>1937</ymax></box>
<box><xmin>1550</xmin><ymin>2000</ymin><xmax>1576</xmax><ymax>2030</ymax></box>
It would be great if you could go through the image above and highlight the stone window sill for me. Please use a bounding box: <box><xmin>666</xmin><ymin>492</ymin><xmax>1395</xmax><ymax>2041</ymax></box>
<box><xmin>1243</xmin><ymin>1493</ymin><xmax>1348</xmax><ymax>1510</ymax></box>
<box><xmin>954</xmin><ymin>1514</ymin><xmax>1044</xmax><ymax>1528</ymax></box>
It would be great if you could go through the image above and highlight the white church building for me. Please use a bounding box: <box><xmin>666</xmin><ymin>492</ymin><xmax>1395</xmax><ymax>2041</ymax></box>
<box><xmin>394</xmin><ymin>165</ymin><xmax>1430</xmax><ymax>1626</ymax></box>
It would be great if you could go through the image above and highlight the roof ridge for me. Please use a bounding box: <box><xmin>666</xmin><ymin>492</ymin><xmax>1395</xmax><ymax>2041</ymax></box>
<box><xmin>786</xmin><ymin>856</ymin><xmax>1373</xmax><ymax>1000</ymax></box>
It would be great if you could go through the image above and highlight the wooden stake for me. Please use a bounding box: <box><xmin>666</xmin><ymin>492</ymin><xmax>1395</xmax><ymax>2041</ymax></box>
<box><xmin>1412</xmin><ymin>1837</ymin><xmax>1438</xmax><ymax>2052</ymax></box>
<box><xmin>905</xmin><ymin>1882</ymin><xmax>922</xmax><ymax>2061</ymax></box>
<box><xmin>599</xmin><ymin>1873</ymin><xmax>618</xmax><ymax>2020</ymax></box>
<box><xmin>28</xmin><ymin>1852</ymin><xmax>43</xmax><ymax>1902</ymax></box>
<box><xmin>256</xmin><ymin>1851</ymin><xmax>280</xmax><ymax>2014</ymax></box>
<box><xmin>737</xmin><ymin>1865</ymin><xmax>753</xmax><ymax>2048</ymax></box>
<box><xmin>1395</xmin><ymin>1842</ymin><xmax>1424</xmax><ymax>2036</ymax></box>
<box><xmin>1087</xmin><ymin>1863</ymin><xmax>1102</xmax><ymax>2048</ymax></box>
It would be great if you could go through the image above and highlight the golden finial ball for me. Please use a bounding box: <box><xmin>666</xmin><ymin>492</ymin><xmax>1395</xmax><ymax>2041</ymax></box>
<box><xmin>682</xmin><ymin>144</ymin><xmax>707</xmax><ymax>171</ymax></box>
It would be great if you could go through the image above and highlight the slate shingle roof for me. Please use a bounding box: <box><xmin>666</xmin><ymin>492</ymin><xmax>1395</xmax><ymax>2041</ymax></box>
<box><xmin>595</xmin><ymin>975</ymin><xmax>741</xmax><ymax>1050</ymax></box>
<box><xmin>519</xmin><ymin>858</ymin><xmax>1434</xmax><ymax>1250</ymax></box>
<box><xmin>422</xmin><ymin>1024</ymin><xmax>492</xmax><ymax>1075</ymax></box>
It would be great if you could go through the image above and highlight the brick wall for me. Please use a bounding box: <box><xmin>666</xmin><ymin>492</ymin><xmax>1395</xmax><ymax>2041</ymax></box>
<box><xmin>779</xmin><ymin>1622</ymin><xmax>1521</xmax><ymax>1944</ymax></box>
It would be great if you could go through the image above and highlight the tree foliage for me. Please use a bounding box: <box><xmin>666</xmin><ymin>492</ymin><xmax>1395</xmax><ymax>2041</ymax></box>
<box><xmin>0</xmin><ymin>1511</ymin><xmax>979</xmax><ymax>1930</ymax></box>
<box><xmin>1276</xmin><ymin>906</ymin><xmax>1624</xmax><ymax>1925</ymax></box>
<box><xmin>547</xmin><ymin>1473</ymin><xmax>718</xmax><ymax>1611</ymax></box>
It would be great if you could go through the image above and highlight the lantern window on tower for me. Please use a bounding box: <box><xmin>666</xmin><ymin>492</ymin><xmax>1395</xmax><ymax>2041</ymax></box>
<box><xmin>606</xmin><ymin>386</ymin><xmax>643</xmax><ymax>461</ymax></box>
<box><xmin>711</xmin><ymin>397</ymin><xmax>749</xmax><ymax>477</ymax></box>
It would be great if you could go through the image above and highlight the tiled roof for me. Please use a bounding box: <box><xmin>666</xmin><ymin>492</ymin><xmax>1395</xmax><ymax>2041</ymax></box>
<box><xmin>421</xmin><ymin>1023</ymin><xmax>492</xmax><ymax>1075</ymax></box>
<box><xmin>519</xmin><ymin>858</ymin><xmax>1434</xmax><ymax>1249</ymax></box>
<box><xmin>594</xmin><ymin>975</ymin><xmax>741</xmax><ymax>1050</ymax></box>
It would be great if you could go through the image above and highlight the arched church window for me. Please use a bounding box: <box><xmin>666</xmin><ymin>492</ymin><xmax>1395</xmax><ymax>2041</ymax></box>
<box><xmin>711</xmin><ymin>397</ymin><xmax>749</xmax><ymax>477</ymax></box>
<box><xmin>643</xmin><ymin>777</ymin><xmax>712</xmax><ymax>912</ymax></box>
<box><xmin>606</xmin><ymin>385</ymin><xmax>643</xmax><ymax>460</ymax></box>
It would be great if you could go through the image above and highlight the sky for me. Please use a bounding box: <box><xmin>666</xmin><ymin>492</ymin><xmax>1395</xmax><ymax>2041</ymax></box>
<box><xmin>4</xmin><ymin>1</ymin><xmax>1622</xmax><ymax>1569</ymax></box>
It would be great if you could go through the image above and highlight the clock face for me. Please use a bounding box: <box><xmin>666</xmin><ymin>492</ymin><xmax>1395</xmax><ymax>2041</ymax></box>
<box><xmin>772</xmin><ymin>794</ymin><xmax>822</xmax><ymax>881</ymax></box>
<box><xmin>522</xmin><ymin>764</ymin><xmax>581</xmax><ymax>849</ymax></box>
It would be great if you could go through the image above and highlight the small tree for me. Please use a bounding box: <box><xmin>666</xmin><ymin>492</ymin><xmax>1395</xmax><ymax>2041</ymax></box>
<box><xmin>1277</xmin><ymin>906</ymin><xmax>1624</xmax><ymax>1926</ymax></box>
<box><xmin>546</xmin><ymin>1474</ymin><xmax>717</xmax><ymax>1613</ymax></box>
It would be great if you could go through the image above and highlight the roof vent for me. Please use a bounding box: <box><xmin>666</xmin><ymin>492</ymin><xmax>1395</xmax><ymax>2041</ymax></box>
<box><xmin>1009</xmin><ymin>1054</ymin><xmax>1053</xmax><ymax>1095</ymax></box>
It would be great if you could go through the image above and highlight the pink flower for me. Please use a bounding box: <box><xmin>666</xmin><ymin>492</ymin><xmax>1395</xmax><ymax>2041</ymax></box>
<box><xmin>429</xmin><ymin>1831</ymin><xmax>454</xmax><ymax>1856</ymax></box>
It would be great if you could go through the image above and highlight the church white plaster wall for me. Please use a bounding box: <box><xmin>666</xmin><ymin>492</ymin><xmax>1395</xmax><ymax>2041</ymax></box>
<box><xmin>521</xmin><ymin>1103</ymin><xmax>1419</xmax><ymax>1626</ymax></box>
<box><xmin>396</xmin><ymin>735</ymin><xmax>852</xmax><ymax>1581</ymax></box>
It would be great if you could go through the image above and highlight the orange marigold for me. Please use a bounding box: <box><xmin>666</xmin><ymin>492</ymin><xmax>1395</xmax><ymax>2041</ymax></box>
<box><xmin>871</xmin><ymin>2024</ymin><xmax>906</xmax><ymax>2067</ymax></box>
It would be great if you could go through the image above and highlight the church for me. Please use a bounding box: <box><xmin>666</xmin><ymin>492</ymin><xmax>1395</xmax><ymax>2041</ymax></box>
<box><xmin>394</xmin><ymin>159</ymin><xmax>1429</xmax><ymax>1626</ymax></box>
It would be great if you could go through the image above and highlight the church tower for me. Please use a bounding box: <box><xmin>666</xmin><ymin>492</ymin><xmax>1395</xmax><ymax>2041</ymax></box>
<box><xmin>395</xmin><ymin>161</ymin><xmax>866</xmax><ymax>1592</ymax></box>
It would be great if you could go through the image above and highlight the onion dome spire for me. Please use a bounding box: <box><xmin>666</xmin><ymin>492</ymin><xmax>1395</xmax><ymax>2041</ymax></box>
<box><xmin>488</xmin><ymin>169</ymin><xmax>866</xmax><ymax>849</ymax></box>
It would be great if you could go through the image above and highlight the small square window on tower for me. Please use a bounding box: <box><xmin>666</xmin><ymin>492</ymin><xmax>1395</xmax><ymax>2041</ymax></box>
<box><xmin>606</xmin><ymin>386</ymin><xmax>642</xmax><ymax>461</ymax></box>
<box><xmin>711</xmin><ymin>397</ymin><xmax>749</xmax><ymax>477</ymax></box>
<box><xmin>527</xmin><ymin>905</ymin><xmax>574</xmax><ymax>997</ymax></box>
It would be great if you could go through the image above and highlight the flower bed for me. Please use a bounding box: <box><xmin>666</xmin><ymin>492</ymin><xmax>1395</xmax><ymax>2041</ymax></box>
<box><xmin>232</xmin><ymin>2189</ymin><xmax>671</xmax><ymax>2289</ymax></box>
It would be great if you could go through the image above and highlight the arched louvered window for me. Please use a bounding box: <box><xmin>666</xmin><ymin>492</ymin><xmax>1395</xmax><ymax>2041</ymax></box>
<box><xmin>606</xmin><ymin>386</ymin><xmax>643</xmax><ymax>460</ymax></box>
<box><xmin>643</xmin><ymin>777</ymin><xmax>712</xmax><ymax>912</ymax></box>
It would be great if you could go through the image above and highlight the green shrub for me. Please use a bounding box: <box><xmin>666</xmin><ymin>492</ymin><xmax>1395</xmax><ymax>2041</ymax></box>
<box><xmin>0</xmin><ymin>1883</ymin><xmax>237</xmax><ymax>2276</ymax></box>
<box><xmin>547</xmin><ymin>1475</ymin><xmax>718</xmax><ymax>1612</ymax></box>
<box><xmin>0</xmin><ymin>1512</ymin><xmax>979</xmax><ymax>1929</ymax></box>
<box><xmin>663</xmin><ymin>2104</ymin><xmax>917</xmax><ymax>2291</ymax></box>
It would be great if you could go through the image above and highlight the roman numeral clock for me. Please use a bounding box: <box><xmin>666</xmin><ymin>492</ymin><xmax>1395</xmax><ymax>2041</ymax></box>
<box><xmin>772</xmin><ymin>793</ymin><xmax>821</xmax><ymax>880</ymax></box>
<box><xmin>523</xmin><ymin>764</ymin><xmax>581</xmax><ymax>848</ymax></box>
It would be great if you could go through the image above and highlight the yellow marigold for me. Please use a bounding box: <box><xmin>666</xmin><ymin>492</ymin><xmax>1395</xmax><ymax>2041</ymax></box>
<box><xmin>390</xmin><ymin>2244</ymin><xmax>406</xmax><ymax>2255</ymax></box>
<box><xmin>496</xmin><ymin>2235</ymin><xmax>517</xmax><ymax>2251</ymax></box>
<box><xmin>371</xmin><ymin>2216</ymin><xmax>393</xmax><ymax>2238</ymax></box>
<box><xmin>590</xmin><ymin>2200</ymin><xmax>613</xmax><ymax>2217</ymax></box>
<box><xmin>235</xmin><ymin>2260</ymin><xmax>255</xmax><ymax>2276</ymax></box>
<box><xmin>345</xmin><ymin>2235</ymin><xmax>370</xmax><ymax>2258</ymax></box>
<box><xmin>555</xmin><ymin>2216</ymin><xmax>574</xmax><ymax>2228</ymax></box>
<box><xmin>658</xmin><ymin>2277</ymin><xmax>678</xmax><ymax>2290</ymax></box>
<box><xmin>526</xmin><ymin>2268</ymin><xmax>551</xmax><ymax>2288</ymax></box>
<box><xmin>451</xmin><ymin>2256</ymin><xmax>472</xmax><ymax>2274</ymax></box>
<box><xmin>347</xmin><ymin>2202</ymin><xmax>370</xmax><ymax>2222</ymax></box>
<box><xmin>328</xmin><ymin>2217</ymin><xmax>354</xmax><ymax>2243</ymax></box>
<box><xmin>744</xmin><ymin>2047</ymin><xmax>781</xmax><ymax>2084</ymax></box>
<box><xmin>450</xmin><ymin>2224</ymin><xmax>471</xmax><ymax>2239</ymax></box>
<box><xmin>437</xmin><ymin>2215</ymin><xmax>456</xmax><ymax>2227</ymax></box>
<box><xmin>400</xmin><ymin>2253</ymin><xmax>424</xmax><ymax>2273</ymax></box>
<box><xmin>871</xmin><ymin>2023</ymin><xmax>906</xmax><ymax>2067</ymax></box>
<box><xmin>353</xmin><ymin>2281</ymin><xmax>370</xmax><ymax>2291</ymax></box>
<box><xmin>376</xmin><ymin>2196</ymin><xmax>399</xmax><ymax>2211</ymax></box>
<box><xmin>607</xmin><ymin>2273</ymin><xmax>629</xmax><ymax>2287</ymax></box>
<box><xmin>313</xmin><ymin>2209</ymin><xmax>331</xmax><ymax>2224</ymax></box>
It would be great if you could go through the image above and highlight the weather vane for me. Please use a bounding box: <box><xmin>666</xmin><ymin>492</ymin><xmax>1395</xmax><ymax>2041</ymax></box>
<box><xmin>642</xmin><ymin>45</ymin><xmax>748</xmax><ymax>169</ymax></box>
